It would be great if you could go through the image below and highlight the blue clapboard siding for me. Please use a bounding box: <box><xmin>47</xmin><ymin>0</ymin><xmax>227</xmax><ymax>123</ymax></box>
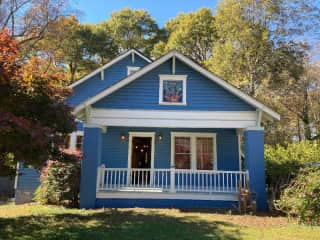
<box><xmin>76</xmin><ymin>121</ymin><xmax>84</xmax><ymax>131</ymax></box>
<box><xmin>67</xmin><ymin>54</ymin><xmax>149</xmax><ymax>107</ymax></box>
<box><xmin>101</xmin><ymin>127</ymin><xmax>239</xmax><ymax>171</ymax></box>
<box><xmin>93</xmin><ymin>58</ymin><xmax>255</xmax><ymax>111</ymax></box>
<box><xmin>15</xmin><ymin>164</ymin><xmax>40</xmax><ymax>204</ymax></box>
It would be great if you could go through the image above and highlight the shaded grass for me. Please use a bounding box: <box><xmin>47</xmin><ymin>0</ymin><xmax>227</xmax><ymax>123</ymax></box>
<box><xmin>0</xmin><ymin>204</ymin><xmax>319</xmax><ymax>240</ymax></box>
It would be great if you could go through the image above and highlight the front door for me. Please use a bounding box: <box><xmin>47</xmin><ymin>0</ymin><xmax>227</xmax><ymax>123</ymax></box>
<box><xmin>131</xmin><ymin>137</ymin><xmax>152</xmax><ymax>185</ymax></box>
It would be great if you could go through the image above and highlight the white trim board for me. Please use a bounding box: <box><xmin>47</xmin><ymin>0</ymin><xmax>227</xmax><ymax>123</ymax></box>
<box><xmin>73</xmin><ymin>50</ymin><xmax>280</xmax><ymax>121</ymax></box>
<box><xmin>88</xmin><ymin>109</ymin><xmax>258</xmax><ymax>128</ymax></box>
<box><xmin>69</xmin><ymin>49</ymin><xmax>152</xmax><ymax>88</ymax></box>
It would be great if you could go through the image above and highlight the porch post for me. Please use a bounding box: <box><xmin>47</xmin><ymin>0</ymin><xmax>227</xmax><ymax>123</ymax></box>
<box><xmin>170</xmin><ymin>167</ymin><xmax>175</xmax><ymax>193</ymax></box>
<box><xmin>80</xmin><ymin>125</ymin><xmax>103</xmax><ymax>209</ymax></box>
<box><xmin>244</xmin><ymin>127</ymin><xmax>267</xmax><ymax>211</ymax></box>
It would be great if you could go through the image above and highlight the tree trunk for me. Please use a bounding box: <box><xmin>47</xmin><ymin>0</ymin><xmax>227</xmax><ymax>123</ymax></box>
<box><xmin>69</xmin><ymin>62</ymin><xmax>76</xmax><ymax>83</ymax></box>
<box><xmin>297</xmin><ymin>115</ymin><xmax>302</xmax><ymax>141</ymax></box>
<box><xmin>302</xmin><ymin>90</ymin><xmax>312</xmax><ymax>140</ymax></box>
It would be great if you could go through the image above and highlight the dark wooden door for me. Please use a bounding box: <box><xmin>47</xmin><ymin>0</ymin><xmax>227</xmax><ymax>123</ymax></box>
<box><xmin>131</xmin><ymin>137</ymin><xmax>152</xmax><ymax>185</ymax></box>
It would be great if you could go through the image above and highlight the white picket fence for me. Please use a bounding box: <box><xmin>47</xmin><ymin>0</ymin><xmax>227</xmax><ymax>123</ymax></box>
<box><xmin>96</xmin><ymin>167</ymin><xmax>249</xmax><ymax>194</ymax></box>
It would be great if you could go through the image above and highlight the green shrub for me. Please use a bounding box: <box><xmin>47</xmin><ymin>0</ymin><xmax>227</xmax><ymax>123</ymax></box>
<box><xmin>34</xmin><ymin>152</ymin><xmax>81</xmax><ymax>207</ymax></box>
<box><xmin>265</xmin><ymin>141</ymin><xmax>320</xmax><ymax>200</ymax></box>
<box><xmin>276</xmin><ymin>167</ymin><xmax>320</xmax><ymax>225</ymax></box>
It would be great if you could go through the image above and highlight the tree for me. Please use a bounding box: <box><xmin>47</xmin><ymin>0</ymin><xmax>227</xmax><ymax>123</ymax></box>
<box><xmin>37</xmin><ymin>16</ymin><xmax>118</xmax><ymax>83</ymax></box>
<box><xmin>0</xmin><ymin>29</ymin><xmax>75</xmax><ymax>176</ymax></box>
<box><xmin>151</xmin><ymin>8</ymin><xmax>218</xmax><ymax>63</ymax></box>
<box><xmin>271</xmin><ymin>60</ymin><xmax>320</xmax><ymax>140</ymax></box>
<box><xmin>75</xmin><ymin>23</ymin><xmax>118</xmax><ymax>66</ymax></box>
<box><xmin>206</xmin><ymin>0</ymin><xmax>276</xmax><ymax>95</ymax></box>
<box><xmin>105</xmin><ymin>8</ymin><xmax>160</xmax><ymax>55</ymax></box>
<box><xmin>0</xmin><ymin>0</ymin><xmax>74</xmax><ymax>53</ymax></box>
<box><xmin>206</xmin><ymin>0</ymin><xmax>319</xmax><ymax>97</ymax></box>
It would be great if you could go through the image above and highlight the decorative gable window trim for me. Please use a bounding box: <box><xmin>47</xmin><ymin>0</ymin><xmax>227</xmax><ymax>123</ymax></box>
<box><xmin>127</xmin><ymin>66</ymin><xmax>141</xmax><ymax>76</ymax></box>
<box><xmin>159</xmin><ymin>74</ymin><xmax>187</xmax><ymax>106</ymax></box>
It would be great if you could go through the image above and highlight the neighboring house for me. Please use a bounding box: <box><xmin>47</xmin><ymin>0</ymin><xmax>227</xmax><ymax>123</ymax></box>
<box><xmin>14</xmin><ymin>127</ymin><xmax>84</xmax><ymax>204</ymax></box>
<box><xmin>0</xmin><ymin>176</ymin><xmax>14</xmax><ymax>201</ymax></box>
<box><xmin>14</xmin><ymin>163</ymin><xmax>41</xmax><ymax>204</ymax></box>
<box><xmin>68</xmin><ymin>49</ymin><xmax>280</xmax><ymax>211</ymax></box>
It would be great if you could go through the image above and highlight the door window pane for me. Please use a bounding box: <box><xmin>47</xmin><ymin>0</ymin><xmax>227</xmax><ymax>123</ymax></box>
<box><xmin>174</xmin><ymin>137</ymin><xmax>191</xmax><ymax>169</ymax></box>
<box><xmin>196</xmin><ymin>137</ymin><xmax>214</xmax><ymax>170</ymax></box>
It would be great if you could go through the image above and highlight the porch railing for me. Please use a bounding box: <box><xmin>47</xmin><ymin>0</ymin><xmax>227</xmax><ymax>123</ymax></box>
<box><xmin>96</xmin><ymin>167</ymin><xmax>249</xmax><ymax>194</ymax></box>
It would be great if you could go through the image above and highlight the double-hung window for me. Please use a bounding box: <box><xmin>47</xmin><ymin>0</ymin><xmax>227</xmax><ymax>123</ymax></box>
<box><xmin>171</xmin><ymin>132</ymin><xmax>217</xmax><ymax>170</ymax></box>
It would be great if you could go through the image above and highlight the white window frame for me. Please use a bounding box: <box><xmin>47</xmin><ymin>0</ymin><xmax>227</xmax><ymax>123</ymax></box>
<box><xmin>159</xmin><ymin>74</ymin><xmax>187</xmax><ymax>106</ymax></box>
<box><xmin>170</xmin><ymin>132</ymin><xmax>217</xmax><ymax>170</ymax></box>
<box><xmin>127</xmin><ymin>66</ymin><xmax>141</xmax><ymax>76</ymax></box>
<box><xmin>69</xmin><ymin>130</ymin><xmax>84</xmax><ymax>150</ymax></box>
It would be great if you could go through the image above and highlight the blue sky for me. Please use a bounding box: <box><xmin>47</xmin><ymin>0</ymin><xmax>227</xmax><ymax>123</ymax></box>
<box><xmin>75</xmin><ymin>0</ymin><xmax>219</xmax><ymax>26</ymax></box>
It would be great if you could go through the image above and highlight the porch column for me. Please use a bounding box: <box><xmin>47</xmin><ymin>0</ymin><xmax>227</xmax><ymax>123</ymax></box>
<box><xmin>80</xmin><ymin>125</ymin><xmax>103</xmax><ymax>209</ymax></box>
<box><xmin>244</xmin><ymin>127</ymin><xmax>267</xmax><ymax>211</ymax></box>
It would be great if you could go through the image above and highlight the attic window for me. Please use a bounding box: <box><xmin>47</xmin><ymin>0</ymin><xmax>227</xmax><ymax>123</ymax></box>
<box><xmin>127</xmin><ymin>66</ymin><xmax>140</xmax><ymax>75</ymax></box>
<box><xmin>159</xmin><ymin>75</ymin><xmax>187</xmax><ymax>105</ymax></box>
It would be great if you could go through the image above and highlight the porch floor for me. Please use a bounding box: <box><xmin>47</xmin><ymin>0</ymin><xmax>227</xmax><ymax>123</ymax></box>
<box><xmin>96</xmin><ymin>189</ymin><xmax>238</xmax><ymax>201</ymax></box>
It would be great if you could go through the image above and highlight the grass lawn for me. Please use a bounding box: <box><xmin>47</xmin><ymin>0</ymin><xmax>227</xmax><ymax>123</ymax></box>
<box><xmin>0</xmin><ymin>204</ymin><xmax>319</xmax><ymax>240</ymax></box>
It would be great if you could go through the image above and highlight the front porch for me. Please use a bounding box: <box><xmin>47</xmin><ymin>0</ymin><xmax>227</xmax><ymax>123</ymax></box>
<box><xmin>96</xmin><ymin>167</ymin><xmax>249</xmax><ymax>202</ymax></box>
<box><xmin>80</xmin><ymin>125</ymin><xmax>266</xmax><ymax>210</ymax></box>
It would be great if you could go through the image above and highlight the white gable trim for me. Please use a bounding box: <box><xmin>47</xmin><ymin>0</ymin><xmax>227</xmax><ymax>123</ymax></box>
<box><xmin>74</xmin><ymin>50</ymin><xmax>280</xmax><ymax>120</ymax></box>
<box><xmin>69</xmin><ymin>49</ymin><xmax>152</xmax><ymax>88</ymax></box>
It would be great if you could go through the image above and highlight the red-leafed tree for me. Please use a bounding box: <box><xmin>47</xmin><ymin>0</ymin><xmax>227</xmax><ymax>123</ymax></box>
<box><xmin>0</xmin><ymin>29</ymin><xmax>75</xmax><ymax>176</ymax></box>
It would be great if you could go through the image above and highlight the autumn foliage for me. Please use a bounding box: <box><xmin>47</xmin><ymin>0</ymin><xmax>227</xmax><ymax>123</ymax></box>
<box><xmin>34</xmin><ymin>150</ymin><xmax>82</xmax><ymax>207</ymax></box>
<box><xmin>0</xmin><ymin>29</ymin><xmax>75</xmax><ymax>175</ymax></box>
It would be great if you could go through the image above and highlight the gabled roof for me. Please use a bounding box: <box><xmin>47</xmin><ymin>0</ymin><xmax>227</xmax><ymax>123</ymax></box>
<box><xmin>69</xmin><ymin>49</ymin><xmax>152</xmax><ymax>88</ymax></box>
<box><xmin>74</xmin><ymin>50</ymin><xmax>280</xmax><ymax>120</ymax></box>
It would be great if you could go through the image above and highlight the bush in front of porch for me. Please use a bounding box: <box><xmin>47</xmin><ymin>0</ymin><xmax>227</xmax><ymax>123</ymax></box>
<box><xmin>34</xmin><ymin>150</ymin><xmax>81</xmax><ymax>207</ymax></box>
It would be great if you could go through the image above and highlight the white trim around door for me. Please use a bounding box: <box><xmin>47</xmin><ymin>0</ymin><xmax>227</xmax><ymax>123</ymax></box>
<box><xmin>127</xmin><ymin>132</ymin><xmax>155</xmax><ymax>170</ymax></box>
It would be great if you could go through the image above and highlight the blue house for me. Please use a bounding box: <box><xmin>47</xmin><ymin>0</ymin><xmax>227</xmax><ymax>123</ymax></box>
<box><xmin>67</xmin><ymin>49</ymin><xmax>280</xmax><ymax>211</ymax></box>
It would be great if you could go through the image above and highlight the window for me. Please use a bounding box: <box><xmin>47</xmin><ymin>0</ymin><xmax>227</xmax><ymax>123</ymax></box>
<box><xmin>127</xmin><ymin>66</ymin><xmax>140</xmax><ymax>75</ymax></box>
<box><xmin>76</xmin><ymin>135</ymin><xmax>83</xmax><ymax>151</ymax></box>
<box><xmin>196</xmin><ymin>137</ymin><xmax>214</xmax><ymax>170</ymax></box>
<box><xmin>174</xmin><ymin>137</ymin><xmax>191</xmax><ymax>169</ymax></box>
<box><xmin>65</xmin><ymin>131</ymin><xmax>84</xmax><ymax>150</ymax></box>
<box><xmin>159</xmin><ymin>75</ymin><xmax>187</xmax><ymax>105</ymax></box>
<box><xmin>64</xmin><ymin>135</ymin><xmax>71</xmax><ymax>149</ymax></box>
<box><xmin>171</xmin><ymin>133</ymin><xmax>217</xmax><ymax>170</ymax></box>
